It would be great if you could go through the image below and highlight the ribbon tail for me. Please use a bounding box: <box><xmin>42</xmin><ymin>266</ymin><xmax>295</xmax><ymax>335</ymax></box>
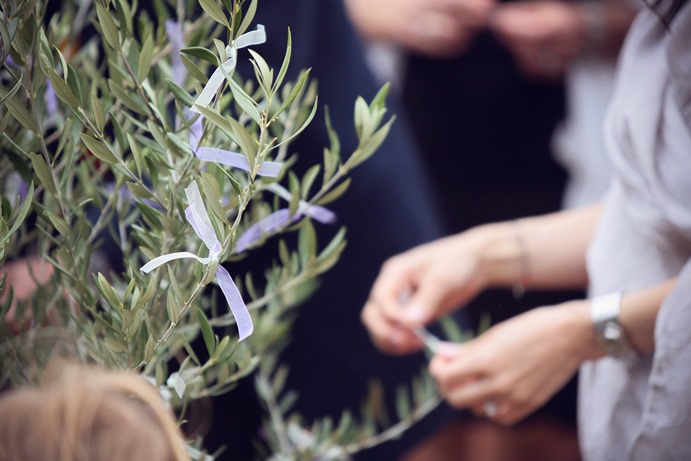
<box><xmin>191</xmin><ymin>56</ymin><xmax>237</xmax><ymax>113</ymax></box>
<box><xmin>302</xmin><ymin>205</ymin><xmax>337</xmax><ymax>224</ymax></box>
<box><xmin>215</xmin><ymin>265</ymin><xmax>253</xmax><ymax>341</ymax></box>
<box><xmin>184</xmin><ymin>180</ymin><xmax>221</xmax><ymax>252</ymax></box>
<box><xmin>234</xmin><ymin>208</ymin><xmax>293</xmax><ymax>253</ymax></box>
<box><xmin>140</xmin><ymin>251</ymin><xmax>210</xmax><ymax>273</ymax></box>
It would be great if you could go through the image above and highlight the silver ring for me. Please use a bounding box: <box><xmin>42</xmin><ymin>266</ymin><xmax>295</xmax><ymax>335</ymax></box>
<box><xmin>483</xmin><ymin>400</ymin><xmax>499</xmax><ymax>418</ymax></box>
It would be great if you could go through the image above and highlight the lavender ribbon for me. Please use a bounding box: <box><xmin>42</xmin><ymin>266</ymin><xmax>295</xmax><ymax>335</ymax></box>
<box><xmin>235</xmin><ymin>209</ymin><xmax>295</xmax><ymax>253</ymax></box>
<box><xmin>140</xmin><ymin>180</ymin><xmax>253</xmax><ymax>341</ymax></box>
<box><xmin>195</xmin><ymin>147</ymin><xmax>282</xmax><ymax>177</ymax></box>
<box><xmin>266</xmin><ymin>183</ymin><xmax>336</xmax><ymax>223</ymax></box>
<box><xmin>165</xmin><ymin>23</ymin><xmax>281</xmax><ymax>177</ymax></box>
<box><xmin>233</xmin><ymin>184</ymin><xmax>337</xmax><ymax>253</ymax></box>
<box><xmin>191</xmin><ymin>25</ymin><xmax>266</xmax><ymax>114</ymax></box>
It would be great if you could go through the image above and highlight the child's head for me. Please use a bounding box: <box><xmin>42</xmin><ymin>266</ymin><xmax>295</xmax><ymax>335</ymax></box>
<box><xmin>0</xmin><ymin>362</ymin><xmax>190</xmax><ymax>461</ymax></box>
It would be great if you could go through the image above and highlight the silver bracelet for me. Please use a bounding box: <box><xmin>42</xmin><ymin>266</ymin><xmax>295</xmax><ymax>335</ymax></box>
<box><xmin>590</xmin><ymin>292</ymin><xmax>636</xmax><ymax>359</ymax></box>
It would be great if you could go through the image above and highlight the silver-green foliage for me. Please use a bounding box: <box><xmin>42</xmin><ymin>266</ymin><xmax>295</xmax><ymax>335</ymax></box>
<box><xmin>0</xmin><ymin>0</ymin><xmax>439</xmax><ymax>459</ymax></box>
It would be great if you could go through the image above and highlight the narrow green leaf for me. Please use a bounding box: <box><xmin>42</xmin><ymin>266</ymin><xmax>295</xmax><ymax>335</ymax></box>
<box><xmin>90</xmin><ymin>90</ymin><xmax>106</xmax><ymax>133</ymax></box>
<box><xmin>55</xmin><ymin>117</ymin><xmax>73</xmax><ymax>158</ymax></box>
<box><xmin>273</xmin><ymin>68</ymin><xmax>310</xmax><ymax>120</ymax></box>
<box><xmin>248</xmin><ymin>49</ymin><xmax>272</xmax><ymax>94</ymax></box>
<box><xmin>199</xmin><ymin>172</ymin><xmax>228</xmax><ymax>226</ymax></box>
<box><xmin>193</xmin><ymin>104</ymin><xmax>231</xmax><ymax>137</ymax></box>
<box><xmin>111</xmin><ymin>115</ymin><xmax>128</xmax><ymax>154</ymax></box>
<box><xmin>301</xmin><ymin>165</ymin><xmax>320</xmax><ymax>198</ymax></box>
<box><xmin>180</xmin><ymin>46</ymin><xmax>219</xmax><ymax>67</ymax></box>
<box><xmin>3</xmin><ymin>90</ymin><xmax>39</xmax><ymax>133</ymax></box>
<box><xmin>273</xmin><ymin>29</ymin><xmax>292</xmax><ymax>93</ymax></box>
<box><xmin>197</xmin><ymin>308</ymin><xmax>216</xmax><ymax>356</ymax></box>
<box><xmin>126</xmin><ymin>181</ymin><xmax>153</xmax><ymax>200</ymax></box>
<box><xmin>227</xmin><ymin>117</ymin><xmax>257</xmax><ymax>165</ymax></box>
<box><xmin>105</xmin><ymin>337</ymin><xmax>128</xmax><ymax>353</ymax></box>
<box><xmin>370</xmin><ymin>82</ymin><xmax>391</xmax><ymax>111</ymax></box>
<box><xmin>236</xmin><ymin>0</ymin><xmax>258</xmax><ymax>36</ymax></box>
<box><xmin>96</xmin><ymin>3</ymin><xmax>119</xmax><ymax>49</ymax></box>
<box><xmin>348</xmin><ymin>117</ymin><xmax>395</xmax><ymax>169</ymax></box>
<box><xmin>395</xmin><ymin>386</ymin><xmax>411</xmax><ymax>420</ymax></box>
<box><xmin>166</xmin><ymin>132</ymin><xmax>193</xmax><ymax>156</ymax></box>
<box><xmin>66</xmin><ymin>63</ymin><xmax>83</xmax><ymax>106</ymax></box>
<box><xmin>0</xmin><ymin>70</ymin><xmax>24</xmax><ymax>105</ymax></box>
<box><xmin>167</xmin><ymin>292</ymin><xmax>181</xmax><ymax>324</ymax></box>
<box><xmin>44</xmin><ymin>210</ymin><xmax>70</xmax><ymax>237</ymax></box>
<box><xmin>138</xmin><ymin>34</ymin><xmax>154</xmax><ymax>82</ymax></box>
<box><xmin>198</xmin><ymin>0</ymin><xmax>227</xmax><ymax>26</ymax></box>
<box><xmin>0</xmin><ymin>183</ymin><xmax>34</xmax><ymax>248</ymax></box>
<box><xmin>114</xmin><ymin>0</ymin><xmax>133</xmax><ymax>35</ymax></box>
<box><xmin>81</xmin><ymin>133</ymin><xmax>119</xmax><ymax>164</ymax></box>
<box><xmin>127</xmin><ymin>133</ymin><xmax>144</xmax><ymax>177</ymax></box>
<box><xmin>298</xmin><ymin>219</ymin><xmax>316</xmax><ymax>268</ymax></box>
<box><xmin>96</xmin><ymin>273</ymin><xmax>121</xmax><ymax>310</ymax></box>
<box><xmin>181</xmin><ymin>54</ymin><xmax>208</xmax><ymax>84</ymax></box>
<box><xmin>166</xmin><ymin>78</ymin><xmax>196</xmax><ymax>107</ymax></box>
<box><xmin>353</xmin><ymin>96</ymin><xmax>369</xmax><ymax>139</ymax></box>
<box><xmin>29</xmin><ymin>153</ymin><xmax>56</xmax><ymax>196</ymax></box>
<box><xmin>275</xmin><ymin>96</ymin><xmax>318</xmax><ymax>148</ymax></box>
<box><xmin>45</xmin><ymin>67</ymin><xmax>78</xmax><ymax>109</ymax></box>
<box><xmin>228</xmin><ymin>77</ymin><xmax>262</xmax><ymax>125</ymax></box>
<box><xmin>108</xmin><ymin>79</ymin><xmax>147</xmax><ymax>116</ymax></box>
<box><xmin>315</xmin><ymin>178</ymin><xmax>351</xmax><ymax>206</ymax></box>
<box><xmin>0</xmin><ymin>16</ymin><xmax>11</xmax><ymax>63</ymax></box>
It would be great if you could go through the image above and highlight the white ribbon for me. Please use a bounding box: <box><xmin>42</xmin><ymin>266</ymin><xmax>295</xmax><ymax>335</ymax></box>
<box><xmin>190</xmin><ymin>25</ymin><xmax>266</xmax><ymax>114</ymax></box>
<box><xmin>140</xmin><ymin>180</ymin><xmax>253</xmax><ymax>340</ymax></box>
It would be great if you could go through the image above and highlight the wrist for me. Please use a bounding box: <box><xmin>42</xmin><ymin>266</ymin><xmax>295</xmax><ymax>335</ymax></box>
<box><xmin>555</xmin><ymin>301</ymin><xmax>603</xmax><ymax>363</ymax></box>
<box><xmin>589</xmin><ymin>292</ymin><xmax>638</xmax><ymax>362</ymax></box>
<box><xmin>468</xmin><ymin>222</ymin><xmax>525</xmax><ymax>291</ymax></box>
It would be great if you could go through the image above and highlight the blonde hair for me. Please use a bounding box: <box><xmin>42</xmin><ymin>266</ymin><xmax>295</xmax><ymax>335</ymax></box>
<box><xmin>0</xmin><ymin>363</ymin><xmax>190</xmax><ymax>461</ymax></box>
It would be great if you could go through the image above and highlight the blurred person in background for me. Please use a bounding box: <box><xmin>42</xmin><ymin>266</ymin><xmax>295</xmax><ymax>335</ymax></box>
<box><xmin>360</xmin><ymin>1</ymin><xmax>691</xmax><ymax>460</ymax></box>
<box><xmin>346</xmin><ymin>1</ymin><xmax>635</xmax><ymax>459</ymax></box>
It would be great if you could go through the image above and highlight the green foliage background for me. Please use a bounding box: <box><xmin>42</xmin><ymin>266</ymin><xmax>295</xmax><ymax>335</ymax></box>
<box><xmin>0</xmin><ymin>0</ymin><xmax>443</xmax><ymax>459</ymax></box>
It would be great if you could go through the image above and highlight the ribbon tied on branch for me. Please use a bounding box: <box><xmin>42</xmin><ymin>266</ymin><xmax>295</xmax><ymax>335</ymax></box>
<box><xmin>191</xmin><ymin>24</ymin><xmax>266</xmax><ymax>113</ymax></box>
<box><xmin>140</xmin><ymin>180</ymin><xmax>253</xmax><ymax>340</ymax></box>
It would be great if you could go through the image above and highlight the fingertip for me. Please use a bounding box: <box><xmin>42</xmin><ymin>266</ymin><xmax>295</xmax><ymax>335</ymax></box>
<box><xmin>403</xmin><ymin>304</ymin><xmax>427</xmax><ymax>325</ymax></box>
<box><xmin>436</xmin><ymin>341</ymin><xmax>461</xmax><ymax>358</ymax></box>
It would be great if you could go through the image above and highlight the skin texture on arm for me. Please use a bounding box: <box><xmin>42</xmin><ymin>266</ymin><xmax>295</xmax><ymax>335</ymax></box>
<box><xmin>361</xmin><ymin>204</ymin><xmax>602</xmax><ymax>356</ymax></box>
<box><xmin>428</xmin><ymin>278</ymin><xmax>676</xmax><ymax>425</ymax></box>
<box><xmin>343</xmin><ymin>0</ymin><xmax>495</xmax><ymax>56</ymax></box>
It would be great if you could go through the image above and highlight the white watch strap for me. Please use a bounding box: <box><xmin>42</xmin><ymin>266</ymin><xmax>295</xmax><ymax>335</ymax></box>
<box><xmin>590</xmin><ymin>292</ymin><xmax>635</xmax><ymax>359</ymax></box>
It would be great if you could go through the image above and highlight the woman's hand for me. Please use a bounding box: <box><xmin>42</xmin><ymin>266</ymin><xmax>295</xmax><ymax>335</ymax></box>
<box><xmin>490</xmin><ymin>1</ymin><xmax>587</xmax><ymax>79</ymax></box>
<box><xmin>345</xmin><ymin>0</ymin><xmax>495</xmax><ymax>57</ymax></box>
<box><xmin>361</xmin><ymin>225</ymin><xmax>522</xmax><ymax>355</ymax></box>
<box><xmin>429</xmin><ymin>301</ymin><xmax>596</xmax><ymax>425</ymax></box>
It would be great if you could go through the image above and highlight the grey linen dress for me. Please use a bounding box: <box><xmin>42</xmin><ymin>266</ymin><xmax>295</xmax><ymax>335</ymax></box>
<box><xmin>582</xmin><ymin>2</ymin><xmax>691</xmax><ymax>460</ymax></box>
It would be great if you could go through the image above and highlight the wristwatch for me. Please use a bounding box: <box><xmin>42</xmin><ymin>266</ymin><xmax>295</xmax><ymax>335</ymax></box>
<box><xmin>590</xmin><ymin>292</ymin><xmax>636</xmax><ymax>358</ymax></box>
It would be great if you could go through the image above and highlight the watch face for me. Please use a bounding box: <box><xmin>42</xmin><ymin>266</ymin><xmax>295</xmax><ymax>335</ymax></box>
<box><xmin>603</xmin><ymin>321</ymin><xmax>623</xmax><ymax>343</ymax></box>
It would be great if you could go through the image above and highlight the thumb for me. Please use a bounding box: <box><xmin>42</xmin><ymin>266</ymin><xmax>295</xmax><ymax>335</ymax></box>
<box><xmin>401</xmin><ymin>278</ymin><xmax>448</xmax><ymax>327</ymax></box>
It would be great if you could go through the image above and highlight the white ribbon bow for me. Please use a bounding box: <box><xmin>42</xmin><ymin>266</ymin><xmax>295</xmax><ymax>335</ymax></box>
<box><xmin>141</xmin><ymin>180</ymin><xmax>253</xmax><ymax>340</ymax></box>
<box><xmin>191</xmin><ymin>25</ymin><xmax>266</xmax><ymax>113</ymax></box>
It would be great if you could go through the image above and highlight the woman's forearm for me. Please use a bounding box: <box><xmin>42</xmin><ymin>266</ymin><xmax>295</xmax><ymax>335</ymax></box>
<box><xmin>472</xmin><ymin>203</ymin><xmax>603</xmax><ymax>292</ymax></box>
